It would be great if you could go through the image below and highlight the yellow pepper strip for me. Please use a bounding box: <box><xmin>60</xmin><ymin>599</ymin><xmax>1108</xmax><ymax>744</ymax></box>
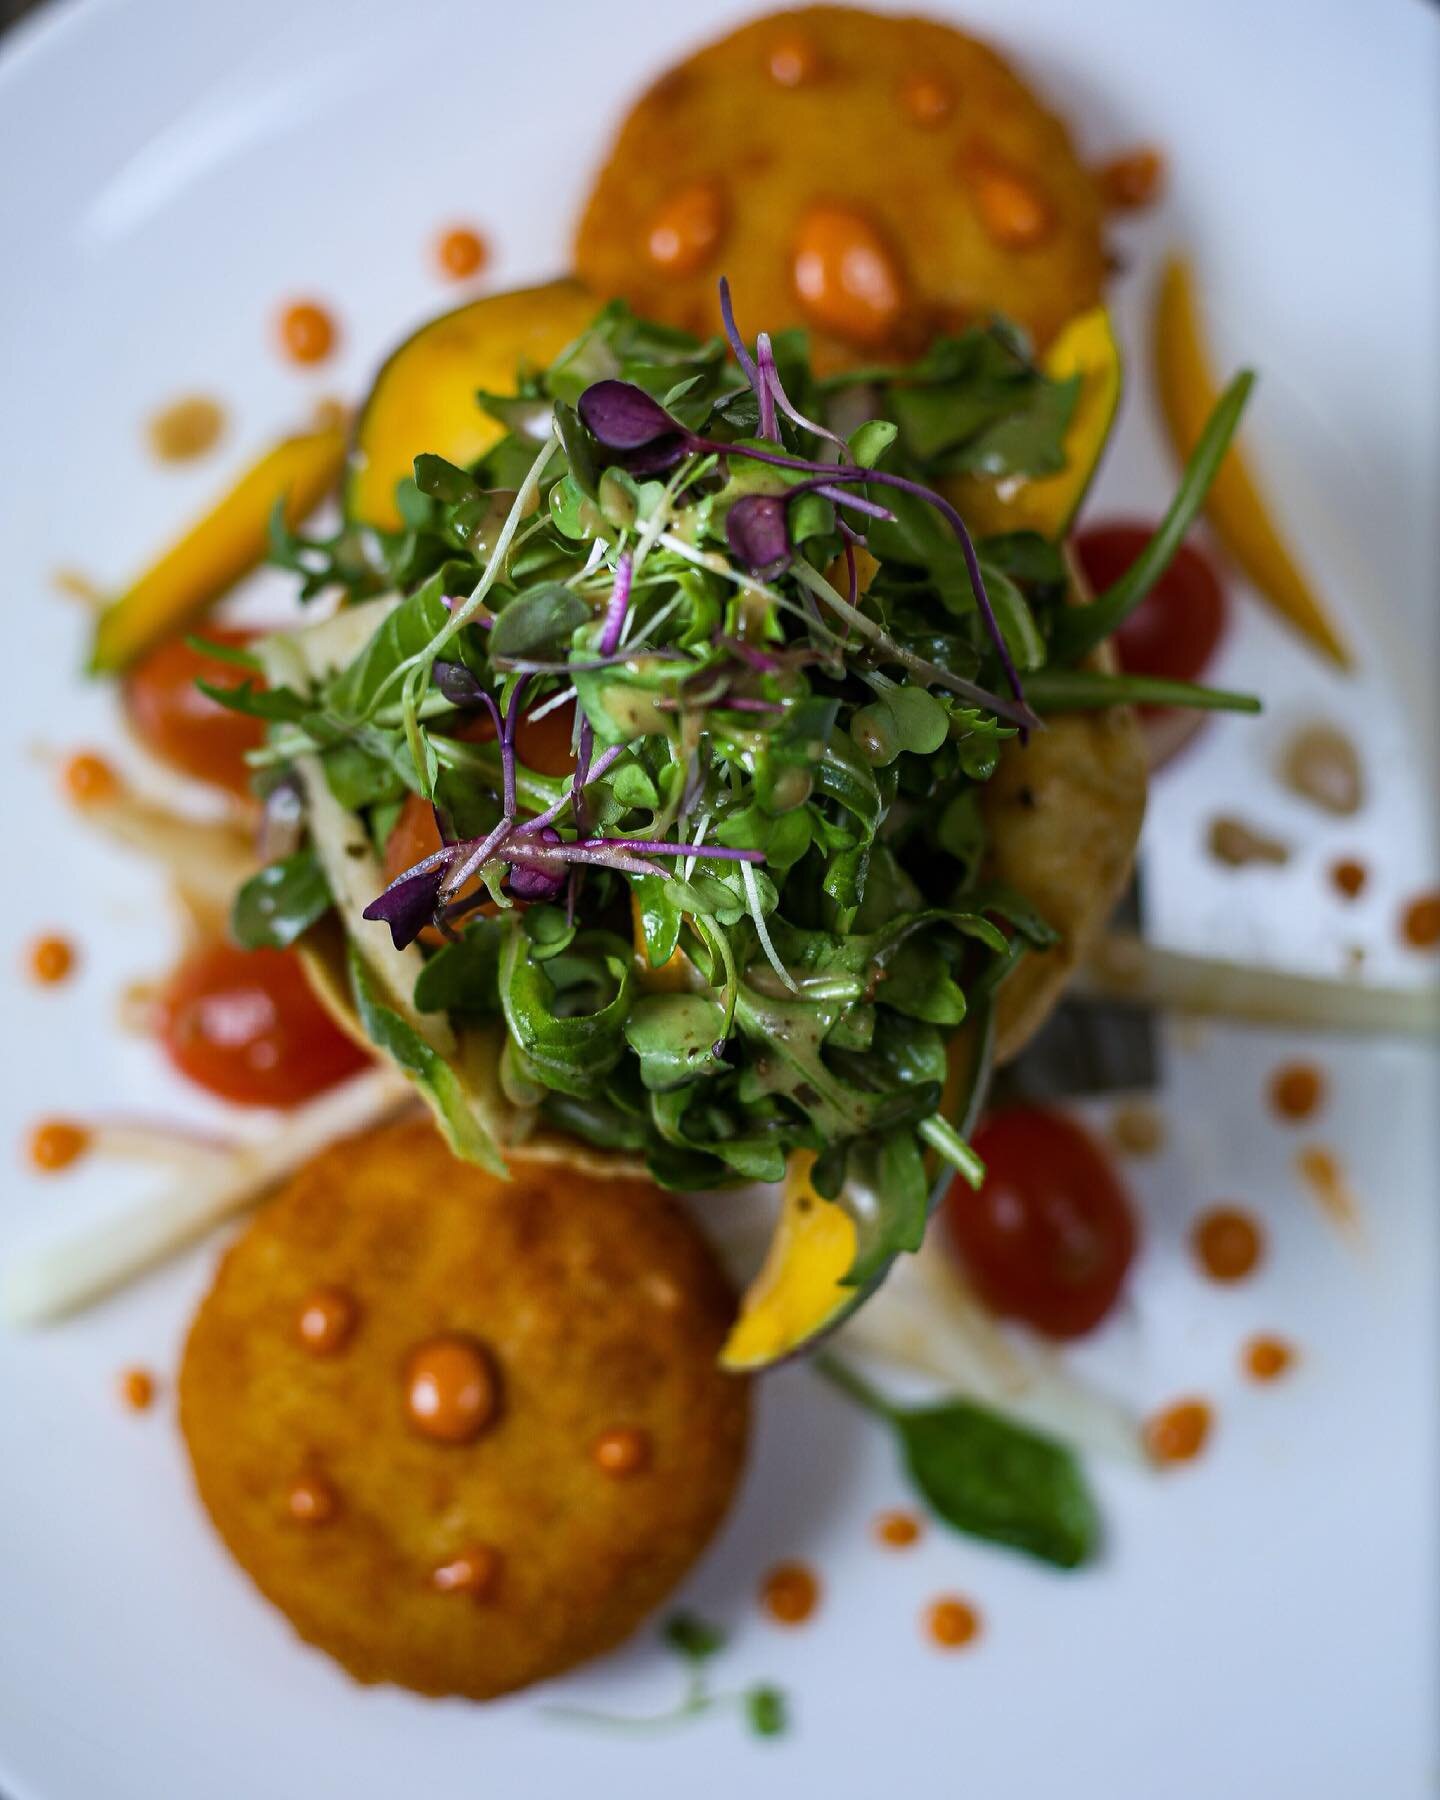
<box><xmin>720</xmin><ymin>1151</ymin><xmax>860</xmax><ymax>1371</ymax></box>
<box><xmin>1154</xmin><ymin>256</ymin><xmax>1351</xmax><ymax>668</ymax></box>
<box><xmin>944</xmin><ymin>306</ymin><xmax>1122</xmax><ymax>541</ymax></box>
<box><xmin>89</xmin><ymin>421</ymin><xmax>346</xmax><ymax>674</ymax></box>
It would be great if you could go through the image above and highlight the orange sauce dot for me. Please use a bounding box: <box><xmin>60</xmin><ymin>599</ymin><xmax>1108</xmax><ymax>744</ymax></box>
<box><xmin>147</xmin><ymin>395</ymin><xmax>226</xmax><ymax>463</ymax></box>
<box><xmin>432</xmin><ymin>1543</ymin><xmax>503</xmax><ymax>1600</ymax></box>
<box><xmin>1330</xmin><ymin>857</ymin><xmax>1367</xmax><ymax>900</ymax></box>
<box><xmin>62</xmin><ymin>751</ymin><xmax>119</xmax><ymax>807</ymax></box>
<box><xmin>296</xmin><ymin>1286</ymin><xmax>358</xmax><ymax>1356</ymax></box>
<box><xmin>436</xmin><ymin>225</ymin><xmax>488</xmax><ymax>281</ymax></box>
<box><xmin>964</xmin><ymin>147</ymin><xmax>1054</xmax><ymax>250</ymax></box>
<box><xmin>1268</xmin><ymin>1061</ymin><xmax>1325</xmax><ymax>1123</ymax></box>
<box><xmin>592</xmin><ymin>1425</ymin><xmax>651</xmax><ymax>1478</ymax></box>
<box><xmin>28</xmin><ymin>935</ymin><xmax>76</xmax><ymax>986</ymax></box>
<box><xmin>287</xmin><ymin>1473</ymin><xmax>339</xmax><ymax>1525</ymax></box>
<box><xmin>1401</xmin><ymin>890</ymin><xmax>1440</xmax><ymax>950</ymax></box>
<box><xmin>277</xmin><ymin>300</ymin><xmax>337</xmax><ymax>366</ymax></box>
<box><xmin>28</xmin><ymin>1118</ymin><xmax>90</xmax><ymax>1173</ymax></box>
<box><xmin>1145</xmin><ymin>1398</ymin><xmax>1212</xmax><ymax>1466</ymax></box>
<box><xmin>118</xmin><ymin>1367</ymin><xmax>156</xmax><ymax>1412</ymax></box>
<box><xmin>1243</xmin><ymin>1334</ymin><xmax>1296</xmax><ymax>1383</ymax></box>
<box><xmin>645</xmin><ymin>180</ymin><xmax>728</xmax><ymax>278</ymax></box>
<box><xmin>760</xmin><ymin>1560</ymin><xmax>820</xmax><ymax>1626</ymax></box>
<box><xmin>926</xmin><ymin>1596</ymin><xmax>981</xmax><ymax>1650</ymax></box>
<box><xmin>899</xmin><ymin>70</ymin><xmax>955</xmax><ymax>128</ymax></box>
<box><xmin>767</xmin><ymin>32</ymin><xmax>821</xmax><ymax>87</ymax></box>
<box><xmin>1191</xmin><ymin>1206</ymin><xmax>1264</xmax><ymax>1283</ymax></box>
<box><xmin>403</xmin><ymin>1334</ymin><xmax>499</xmax><ymax>1444</ymax></box>
<box><xmin>874</xmin><ymin>1509</ymin><xmax>922</xmax><ymax>1549</ymax></box>
<box><xmin>792</xmin><ymin>203</ymin><xmax>907</xmax><ymax>347</ymax></box>
<box><xmin>1097</xmin><ymin>146</ymin><xmax>1166</xmax><ymax>210</ymax></box>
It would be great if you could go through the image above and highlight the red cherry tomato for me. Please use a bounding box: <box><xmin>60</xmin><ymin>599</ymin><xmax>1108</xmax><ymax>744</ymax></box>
<box><xmin>1074</xmin><ymin>523</ymin><xmax>1227</xmax><ymax>769</ymax></box>
<box><xmin>123</xmin><ymin>628</ymin><xmax>265</xmax><ymax>798</ymax></box>
<box><xmin>162</xmin><ymin>942</ymin><xmax>369</xmax><ymax>1107</ymax></box>
<box><xmin>943</xmin><ymin>1106</ymin><xmax>1139</xmax><ymax>1339</ymax></box>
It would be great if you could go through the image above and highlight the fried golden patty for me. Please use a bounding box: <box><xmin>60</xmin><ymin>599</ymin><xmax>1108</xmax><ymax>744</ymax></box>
<box><xmin>574</xmin><ymin>5</ymin><xmax>1105</xmax><ymax>364</ymax></box>
<box><xmin>179</xmin><ymin>1117</ymin><xmax>750</xmax><ymax>1698</ymax></box>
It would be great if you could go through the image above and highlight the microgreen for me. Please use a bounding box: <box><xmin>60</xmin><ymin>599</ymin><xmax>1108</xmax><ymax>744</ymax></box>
<box><xmin>244</xmin><ymin>281</ymin><xmax>1259</xmax><ymax>1281</ymax></box>
<box><xmin>545</xmin><ymin>1611</ymin><xmax>789</xmax><ymax>1741</ymax></box>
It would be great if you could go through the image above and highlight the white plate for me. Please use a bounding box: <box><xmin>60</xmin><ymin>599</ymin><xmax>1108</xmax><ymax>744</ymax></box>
<box><xmin>1</xmin><ymin>1</ymin><xmax>1437</xmax><ymax>1796</ymax></box>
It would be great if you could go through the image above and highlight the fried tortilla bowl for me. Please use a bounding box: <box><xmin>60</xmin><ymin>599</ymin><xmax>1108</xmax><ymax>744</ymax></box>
<box><xmin>179</xmin><ymin>1116</ymin><xmax>749</xmax><ymax>1699</ymax></box>
<box><xmin>575</xmin><ymin>5</ymin><xmax>1106</xmax><ymax>365</ymax></box>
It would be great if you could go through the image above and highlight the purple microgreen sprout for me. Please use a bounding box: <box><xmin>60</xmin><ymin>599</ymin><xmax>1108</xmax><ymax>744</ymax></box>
<box><xmin>718</xmin><ymin>276</ymin><xmax>761</xmax><ymax>395</ymax></box>
<box><xmin>362</xmin><ymin>851</ymin><xmax>455</xmax><ymax>950</ymax></box>
<box><xmin>725</xmin><ymin>493</ymin><xmax>792</xmax><ymax>579</ymax></box>
<box><xmin>432</xmin><ymin>660</ymin><xmax>489</xmax><ymax>708</ymax></box>
<box><xmin>753</xmin><ymin>333</ymin><xmax>780</xmax><ymax>442</ymax></box>
<box><xmin>598</xmin><ymin>550</ymin><xmax>634</xmax><ymax>656</ymax></box>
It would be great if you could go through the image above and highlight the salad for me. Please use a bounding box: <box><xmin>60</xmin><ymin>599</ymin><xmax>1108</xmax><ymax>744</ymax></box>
<box><xmin>216</xmin><ymin>279</ymin><xmax>1256</xmax><ymax>1363</ymax></box>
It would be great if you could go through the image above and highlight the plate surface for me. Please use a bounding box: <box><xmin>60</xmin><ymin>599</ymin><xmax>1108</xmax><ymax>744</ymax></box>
<box><xmin>1</xmin><ymin>2</ymin><xmax>1436</xmax><ymax>1796</ymax></box>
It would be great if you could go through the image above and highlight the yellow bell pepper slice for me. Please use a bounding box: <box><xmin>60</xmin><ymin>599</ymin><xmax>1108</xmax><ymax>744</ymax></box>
<box><xmin>720</xmin><ymin>1152</ymin><xmax>860</xmax><ymax>1372</ymax></box>
<box><xmin>89</xmin><ymin>421</ymin><xmax>345</xmax><ymax>674</ymax></box>
<box><xmin>945</xmin><ymin>306</ymin><xmax>1122</xmax><ymax>540</ymax></box>
<box><xmin>1154</xmin><ymin>256</ymin><xmax>1350</xmax><ymax>668</ymax></box>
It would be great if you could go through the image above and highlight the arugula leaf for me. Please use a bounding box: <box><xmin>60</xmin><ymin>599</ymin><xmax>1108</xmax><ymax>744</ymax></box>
<box><xmin>347</xmin><ymin>942</ymin><xmax>506</xmax><ymax>1175</ymax></box>
<box><xmin>498</xmin><ymin>925</ymin><xmax>633</xmax><ymax>1099</ymax></box>
<box><xmin>231</xmin><ymin>848</ymin><xmax>332</xmax><ymax>950</ymax></box>
<box><xmin>412</xmin><ymin>921</ymin><xmax>503</xmax><ymax>1016</ymax></box>
<box><xmin>624</xmin><ymin>994</ymin><xmax>728</xmax><ymax>1091</ymax></box>
<box><xmin>818</xmin><ymin>1357</ymin><xmax>1101</xmax><ymax>1569</ymax></box>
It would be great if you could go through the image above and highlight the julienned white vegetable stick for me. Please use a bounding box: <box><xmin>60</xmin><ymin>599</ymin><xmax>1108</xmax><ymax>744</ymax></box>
<box><xmin>1078</xmin><ymin>932</ymin><xmax>1440</xmax><ymax>1035</ymax></box>
<box><xmin>837</xmin><ymin>1241</ymin><xmax>1146</xmax><ymax>1466</ymax></box>
<box><xmin>259</xmin><ymin>619</ymin><xmax>451</xmax><ymax>1054</ymax></box>
<box><xmin>2</xmin><ymin>1070</ymin><xmax>412</xmax><ymax>1327</ymax></box>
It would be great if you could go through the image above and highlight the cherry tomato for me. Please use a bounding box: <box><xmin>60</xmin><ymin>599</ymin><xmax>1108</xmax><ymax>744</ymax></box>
<box><xmin>943</xmin><ymin>1106</ymin><xmax>1138</xmax><ymax>1339</ymax></box>
<box><xmin>162</xmin><ymin>942</ymin><xmax>369</xmax><ymax>1107</ymax></box>
<box><xmin>449</xmin><ymin>698</ymin><xmax>576</xmax><ymax>778</ymax></box>
<box><xmin>123</xmin><ymin>628</ymin><xmax>264</xmax><ymax>798</ymax></box>
<box><xmin>1074</xmin><ymin>523</ymin><xmax>1227</xmax><ymax>769</ymax></box>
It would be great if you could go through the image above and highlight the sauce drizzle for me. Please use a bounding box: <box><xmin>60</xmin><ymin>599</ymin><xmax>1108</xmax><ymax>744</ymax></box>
<box><xmin>403</xmin><ymin>1334</ymin><xmax>499</xmax><ymax>1444</ymax></box>
<box><xmin>436</xmin><ymin>226</ymin><xmax>488</xmax><ymax>281</ymax></box>
<box><xmin>1401</xmin><ymin>890</ymin><xmax>1440</xmax><ymax>951</ymax></box>
<box><xmin>147</xmin><ymin>395</ymin><xmax>225</xmax><ymax>464</ymax></box>
<box><xmin>28</xmin><ymin>1119</ymin><xmax>90</xmax><ymax>1173</ymax></box>
<box><xmin>874</xmin><ymin>1509</ymin><xmax>922</xmax><ymax>1549</ymax></box>
<box><xmin>1144</xmin><ymin>1398</ymin><xmax>1212</xmax><ymax>1466</ymax></box>
<box><xmin>1191</xmin><ymin>1206</ymin><xmax>1263</xmax><ymax>1283</ymax></box>
<box><xmin>296</xmin><ymin>1286</ymin><xmax>359</xmax><ymax>1356</ymax></box>
<box><xmin>1243</xmin><ymin>1334</ymin><xmax>1296</xmax><ymax>1383</ymax></box>
<box><xmin>760</xmin><ymin>1561</ymin><xmax>820</xmax><ymax>1626</ymax></box>
<box><xmin>591</xmin><ymin>1426</ymin><xmax>651</xmax><ymax>1478</ymax></box>
<box><xmin>27</xmin><ymin>935</ymin><xmax>76</xmax><ymax>986</ymax></box>
<box><xmin>118</xmin><ymin>1367</ymin><xmax>156</xmax><ymax>1412</ymax></box>
<box><xmin>432</xmin><ymin>1544</ymin><xmax>503</xmax><ymax>1600</ymax></box>
<box><xmin>926</xmin><ymin>1596</ymin><xmax>981</xmax><ymax>1650</ymax></box>
<box><xmin>1268</xmin><ymin>1061</ymin><xmax>1325</xmax><ymax>1123</ymax></box>
<box><xmin>277</xmin><ymin>300</ymin><xmax>338</xmax><ymax>367</ymax></box>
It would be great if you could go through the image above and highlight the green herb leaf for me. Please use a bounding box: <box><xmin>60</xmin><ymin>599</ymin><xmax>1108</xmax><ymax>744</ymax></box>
<box><xmin>488</xmin><ymin>582</ymin><xmax>590</xmax><ymax>660</ymax></box>
<box><xmin>818</xmin><ymin>1357</ymin><xmax>1100</xmax><ymax>1568</ymax></box>
<box><xmin>230</xmin><ymin>848</ymin><xmax>332</xmax><ymax>950</ymax></box>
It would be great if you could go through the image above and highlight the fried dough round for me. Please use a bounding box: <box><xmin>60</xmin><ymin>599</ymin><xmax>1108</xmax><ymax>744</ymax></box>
<box><xmin>987</xmin><ymin>681</ymin><xmax>1147</xmax><ymax>1062</ymax></box>
<box><xmin>179</xmin><ymin>1117</ymin><xmax>750</xmax><ymax>1697</ymax></box>
<box><xmin>574</xmin><ymin>6</ymin><xmax>1105</xmax><ymax>364</ymax></box>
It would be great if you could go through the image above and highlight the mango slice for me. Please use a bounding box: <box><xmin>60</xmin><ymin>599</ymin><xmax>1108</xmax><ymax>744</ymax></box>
<box><xmin>346</xmin><ymin>280</ymin><xmax>598</xmax><ymax>530</ymax></box>
<box><xmin>89</xmin><ymin>422</ymin><xmax>345</xmax><ymax>674</ymax></box>
<box><xmin>1154</xmin><ymin>256</ymin><xmax>1350</xmax><ymax>668</ymax></box>
<box><xmin>944</xmin><ymin>306</ymin><xmax>1122</xmax><ymax>540</ymax></box>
